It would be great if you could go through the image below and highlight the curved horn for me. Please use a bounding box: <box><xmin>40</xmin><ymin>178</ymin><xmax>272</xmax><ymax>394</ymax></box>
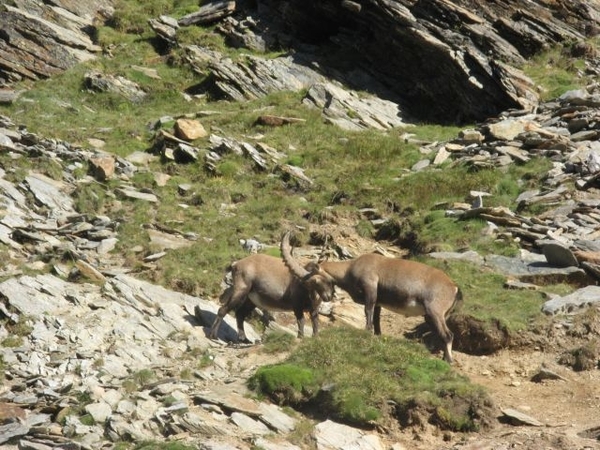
<box><xmin>317</xmin><ymin>234</ymin><xmax>329</xmax><ymax>263</ymax></box>
<box><xmin>281</xmin><ymin>231</ymin><xmax>311</xmax><ymax>279</ymax></box>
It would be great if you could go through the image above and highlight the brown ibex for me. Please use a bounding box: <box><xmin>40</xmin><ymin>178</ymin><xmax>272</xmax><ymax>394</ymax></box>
<box><xmin>208</xmin><ymin>248</ymin><xmax>336</xmax><ymax>342</ymax></box>
<box><xmin>281</xmin><ymin>232</ymin><xmax>462</xmax><ymax>363</ymax></box>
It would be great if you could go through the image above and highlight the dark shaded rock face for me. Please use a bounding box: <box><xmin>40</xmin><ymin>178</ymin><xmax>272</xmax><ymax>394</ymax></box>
<box><xmin>255</xmin><ymin>0</ymin><xmax>600</xmax><ymax>124</ymax></box>
<box><xmin>0</xmin><ymin>0</ymin><xmax>113</xmax><ymax>84</ymax></box>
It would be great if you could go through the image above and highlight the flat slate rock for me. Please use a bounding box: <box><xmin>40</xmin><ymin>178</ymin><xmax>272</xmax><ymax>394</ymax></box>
<box><xmin>542</xmin><ymin>285</ymin><xmax>600</xmax><ymax>315</ymax></box>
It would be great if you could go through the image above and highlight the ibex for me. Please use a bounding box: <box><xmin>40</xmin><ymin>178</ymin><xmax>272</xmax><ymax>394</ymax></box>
<box><xmin>208</xmin><ymin>248</ymin><xmax>336</xmax><ymax>342</ymax></box>
<box><xmin>281</xmin><ymin>232</ymin><xmax>462</xmax><ymax>363</ymax></box>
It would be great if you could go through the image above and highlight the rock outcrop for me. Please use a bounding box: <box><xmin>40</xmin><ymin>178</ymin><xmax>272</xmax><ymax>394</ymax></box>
<box><xmin>3</xmin><ymin>0</ymin><xmax>600</xmax><ymax>125</ymax></box>
<box><xmin>235</xmin><ymin>0</ymin><xmax>600</xmax><ymax>123</ymax></box>
<box><xmin>0</xmin><ymin>1</ymin><xmax>112</xmax><ymax>85</ymax></box>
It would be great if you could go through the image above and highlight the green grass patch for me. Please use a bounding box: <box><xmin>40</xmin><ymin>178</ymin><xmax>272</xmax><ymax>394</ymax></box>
<box><xmin>522</xmin><ymin>40</ymin><xmax>598</xmax><ymax>100</ymax></box>
<box><xmin>261</xmin><ymin>331</ymin><xmax>297</xmax><ymax>354</ymax></box>
<box><xmin>419</xmin><ymin>258</ymin><xmax>573</xmax><ymax>333</ymax></box>
<box><xmin>249</xmin><ymin>327</ymin><xmax>493</xmax><ymax>430</ymax></box>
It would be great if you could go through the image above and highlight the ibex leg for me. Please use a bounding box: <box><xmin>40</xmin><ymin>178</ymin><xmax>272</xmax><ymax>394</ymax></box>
<box><xmin>209</xmin><ymin>283</ymin><xmax>250</xmax><ymax>340</ymax></box>
<box><xmin>363</xmin><ymin>285</ymin><xmax>378</xmax><ymax>333</ymax></box>
<box><xmin>294</xmin><ymin>308</ymin><xmax>307</xmax><ymax>338</ymax></box>
<box><xmin>425</xmin><ymin>305</ymin><xmax>454</xmax><ymax>364</ymax></box>
<box><xmin>235</xmin><ymin>300</ymin><xmax>256</xmax><ymax>343</ymax></box>
<box><xmin>373</xmin><ymin>305</ymin><xmax>382</xmax><ymax>335</ymax></box>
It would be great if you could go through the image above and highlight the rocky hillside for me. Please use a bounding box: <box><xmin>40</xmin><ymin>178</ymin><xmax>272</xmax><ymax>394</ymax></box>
<box><xmin>2</xmin><ymin>1</ymin><xmax>600</xmax><ymax>122</ymax></box>
<box><xmin>1</xmin><ymin>1</ymin><xmax>600</xmax><ymax>450</ymax></box>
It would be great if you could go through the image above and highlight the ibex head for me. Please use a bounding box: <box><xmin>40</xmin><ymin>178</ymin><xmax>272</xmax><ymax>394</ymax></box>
<box><xmin>281</xmin><ymin>231</ymin><xmax>335</xmax><ymax>303</ymax></box>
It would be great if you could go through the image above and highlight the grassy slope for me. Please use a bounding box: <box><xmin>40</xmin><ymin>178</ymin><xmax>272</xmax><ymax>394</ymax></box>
<box><xmin>0</xmin><ymin>0</ymin><xmax>587</xmax><ymax>326</ymax></box>
<box><xmin>0</xmin><ymin>0</ymin><xmax>593</xmax><ymax>432</ymax></box>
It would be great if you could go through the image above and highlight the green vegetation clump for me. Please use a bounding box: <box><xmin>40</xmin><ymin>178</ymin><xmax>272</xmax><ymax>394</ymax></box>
<box><xmin>1</xmin><ymin>316</ymin><xmax>33</xmax><ymax>348</ymax></box>
<box><xmin>249</xmin><ymin>327</ymin><xmax>493</xmax><ymax>430</ymax></box>
<box><xmin>249</xmin><ymin>363</ymin><xmax>319</xmax><ymax>404</ymax></box>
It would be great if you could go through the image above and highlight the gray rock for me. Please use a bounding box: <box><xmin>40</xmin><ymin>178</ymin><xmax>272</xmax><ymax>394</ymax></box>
<box><xmin>85</xmin><ymin>401</ymin><xmax>112</xmax><ymax>423</ymax></box>
<box><xmin>501</xmin><ymin>408</ymin><xmax>544</xmax><ymax>427</ymax></box>
<box><xmin>25</xmin><ymin>174</ymin><xmax>74</xmax><ymax>212</ymax></box>
<box><xmin>485</xmin><ymin>254</ymin><xmax>591</xmax><ymax>286</ymax></box>
<box><xmin>303</xmin><ymin>82</ymin><xmax>407</xmax><ymax>131</ymax></box>
<box><xmin>253</xmin><ymin>438</ymin><xmax>301</xmax><ymax>450</ymax></box>
<box><xmin>230</xmin><ymin>412</ymin><xmax>270</xmax><ymax>435</ymax></box>
<box><xmin>541</xmin><ymin>241</ymin><xmax>579</xmax><ymax>268</ymax></box>
<box><xmin>542</xmin><ymin>285</ymin><xmax>600</xmax><ymax>315</ymax></box>
<box><xmin>313</xmin><ymin>419</ymin><xmax>384</xmax><ymax>450</ymax></box>
<box><xmin>258</xmin><ymin>403</ymin><xmax>297</xmax><ymax>434</ymax></box>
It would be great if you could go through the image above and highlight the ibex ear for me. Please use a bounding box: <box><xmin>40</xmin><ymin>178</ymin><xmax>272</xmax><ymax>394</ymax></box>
<box><xmin>305</xmin><ymin>261</ymin><xmax>321</xmax><ymax>274</ymax></box>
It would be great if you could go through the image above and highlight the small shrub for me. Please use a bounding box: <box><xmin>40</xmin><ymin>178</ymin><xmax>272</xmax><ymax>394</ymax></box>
<box><xmin>355</xmin><ymin>220</ymin><xmax>374</xmax><ymax>238</ymax></box>
<box><xmin>1</xmin><ymin>336</ymin><xmax>23</xmax><ymax>348</ymax></box>
<box><xmin>287</xmin><ymin>418</ymin><xmax>317</xmax><ymax>449</ymax></box>
<box><xmin>216</xmin><ymin>160</ymin><xmax>243</xmax><ymax>178</ymax></box>
<box><xmin>122</xmin><ymin>379</ymin><xmax>138</xmax><ymax>394</ymax></box>
<box><xmin>197</xmin><ymin>351</ymin><xmax>215</xmax><ymax>368</ymax></box>
<box><xmin>79</xmin><ymin>414</ymin><xmax>96</xmax><ymax>426</ymax></box>
<box><xmin>132</xmin><ymin>369</ymin><xmax>156</xmax><ymax>387</ymax></box>
<box><xmin>559</xmin><ymin>340</ymin><xmax>600</xmax><ymax>371</ymax></box>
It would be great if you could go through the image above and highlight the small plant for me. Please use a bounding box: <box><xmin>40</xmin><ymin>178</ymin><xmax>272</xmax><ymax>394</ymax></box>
<box><xmin>180</xmin><ymin>368</ymin><xmax>193</xmax><ymax>380</ymax></box>
<box><xmin>197</xmin><ymin>350</ymin><xmax>215</xmax><ymax>368</ymax></box>
<box><xmin>132</xmin><ymin>369</ymin><xmax>156</xmax><ymax>387</ymax></box>
<box><xmin>0</xmin><ymin>354</ymin><xmax>5</xmax><ymax>383</ymax></box>
<box><xmin>558</xmin><ymin>339</ymin><xmax>600</xmax><ymax>372</ymax></box>
<box><xmin>122</xmin><ymin>379</ymin><xmax>138</xmax><ymax>394</ymax></box>
<box><xmin>93</xmin><ymin>358</ymin><xmax>105</xmax><ymax>369</ymax></box>
<box><xmin>287</xmin><ymin>418</ymin><xmax>317</xmax><ymax>449</ymax></box>
<box><xmin>161</xmin><ymin>395</ymin><xmax>179</xmax><ymax>407</ymax></box>
<box><xmin>121</xmin><ymin>369</ymin><xmax>157</xmax><ymax>394</ymax></box>
<box><xmin>79</xmin><ymin>414</ymin><xmax>96</xmax><ymax>426</ymax></box>
<box><xmin>1</xmin><ymin>336</ymin><xmax>23</xmax><ymax>348</ymax></box>
<box><xmin>1</xmin><ymin>315</ymin><xmax>34</xmax><ymax>348</ymax></box>
<box><xmin>355</xmin><ymin>219</ymin><xmax>374</xmax><ymax>238</ymax></box>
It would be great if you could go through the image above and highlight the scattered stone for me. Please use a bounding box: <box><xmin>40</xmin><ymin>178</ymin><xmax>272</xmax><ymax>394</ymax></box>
<box><xmin>313</xmin><ymin>419</ymin><xmax>384</xmax><ymax>450</ymax></box>
<box><xmin>84</xmin><ymin>71</ymin><xmax>147</xmax><ymax>102</ymax></box>
<box><xmin>240</xmin><ymin>238</ymin><xmax>263</xmax><ymax>253</ymax></box>
<box><xmin>255</xmin><ymin>115</ymin><xmax>306</xmax><ymax>126</ymax></box>
<box><xmin>500</xmin><ymin>408</ymin><xmax>544</xmax><ymax>427</ymax></box>
<box><xmin>174</xmin><ymin>118</ymin><xmax>208</xmax><ymax>141</ymax></box>
<box><xmin>89</xmin><ymin>154</ymin><xmax>116</xmax><ymax>181</ymax></box>
<box><xmin>541</xmin><ymin>241</ymin><xmax>580</xmax><ymax>268</ymax></box>
<box><xmin>542</xmin><ymin>285</ymin><xmax>600</xmax><ymax>315</ymax></box>
<box><xmin>531</xmin><ymin>366</ymin><xmax>569</xmax><ymax>383</ymax></box>
<box><xmin>230</xmin><ymin>412</ymin><xmax>271</xmax><ymax>435</ymax></box>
